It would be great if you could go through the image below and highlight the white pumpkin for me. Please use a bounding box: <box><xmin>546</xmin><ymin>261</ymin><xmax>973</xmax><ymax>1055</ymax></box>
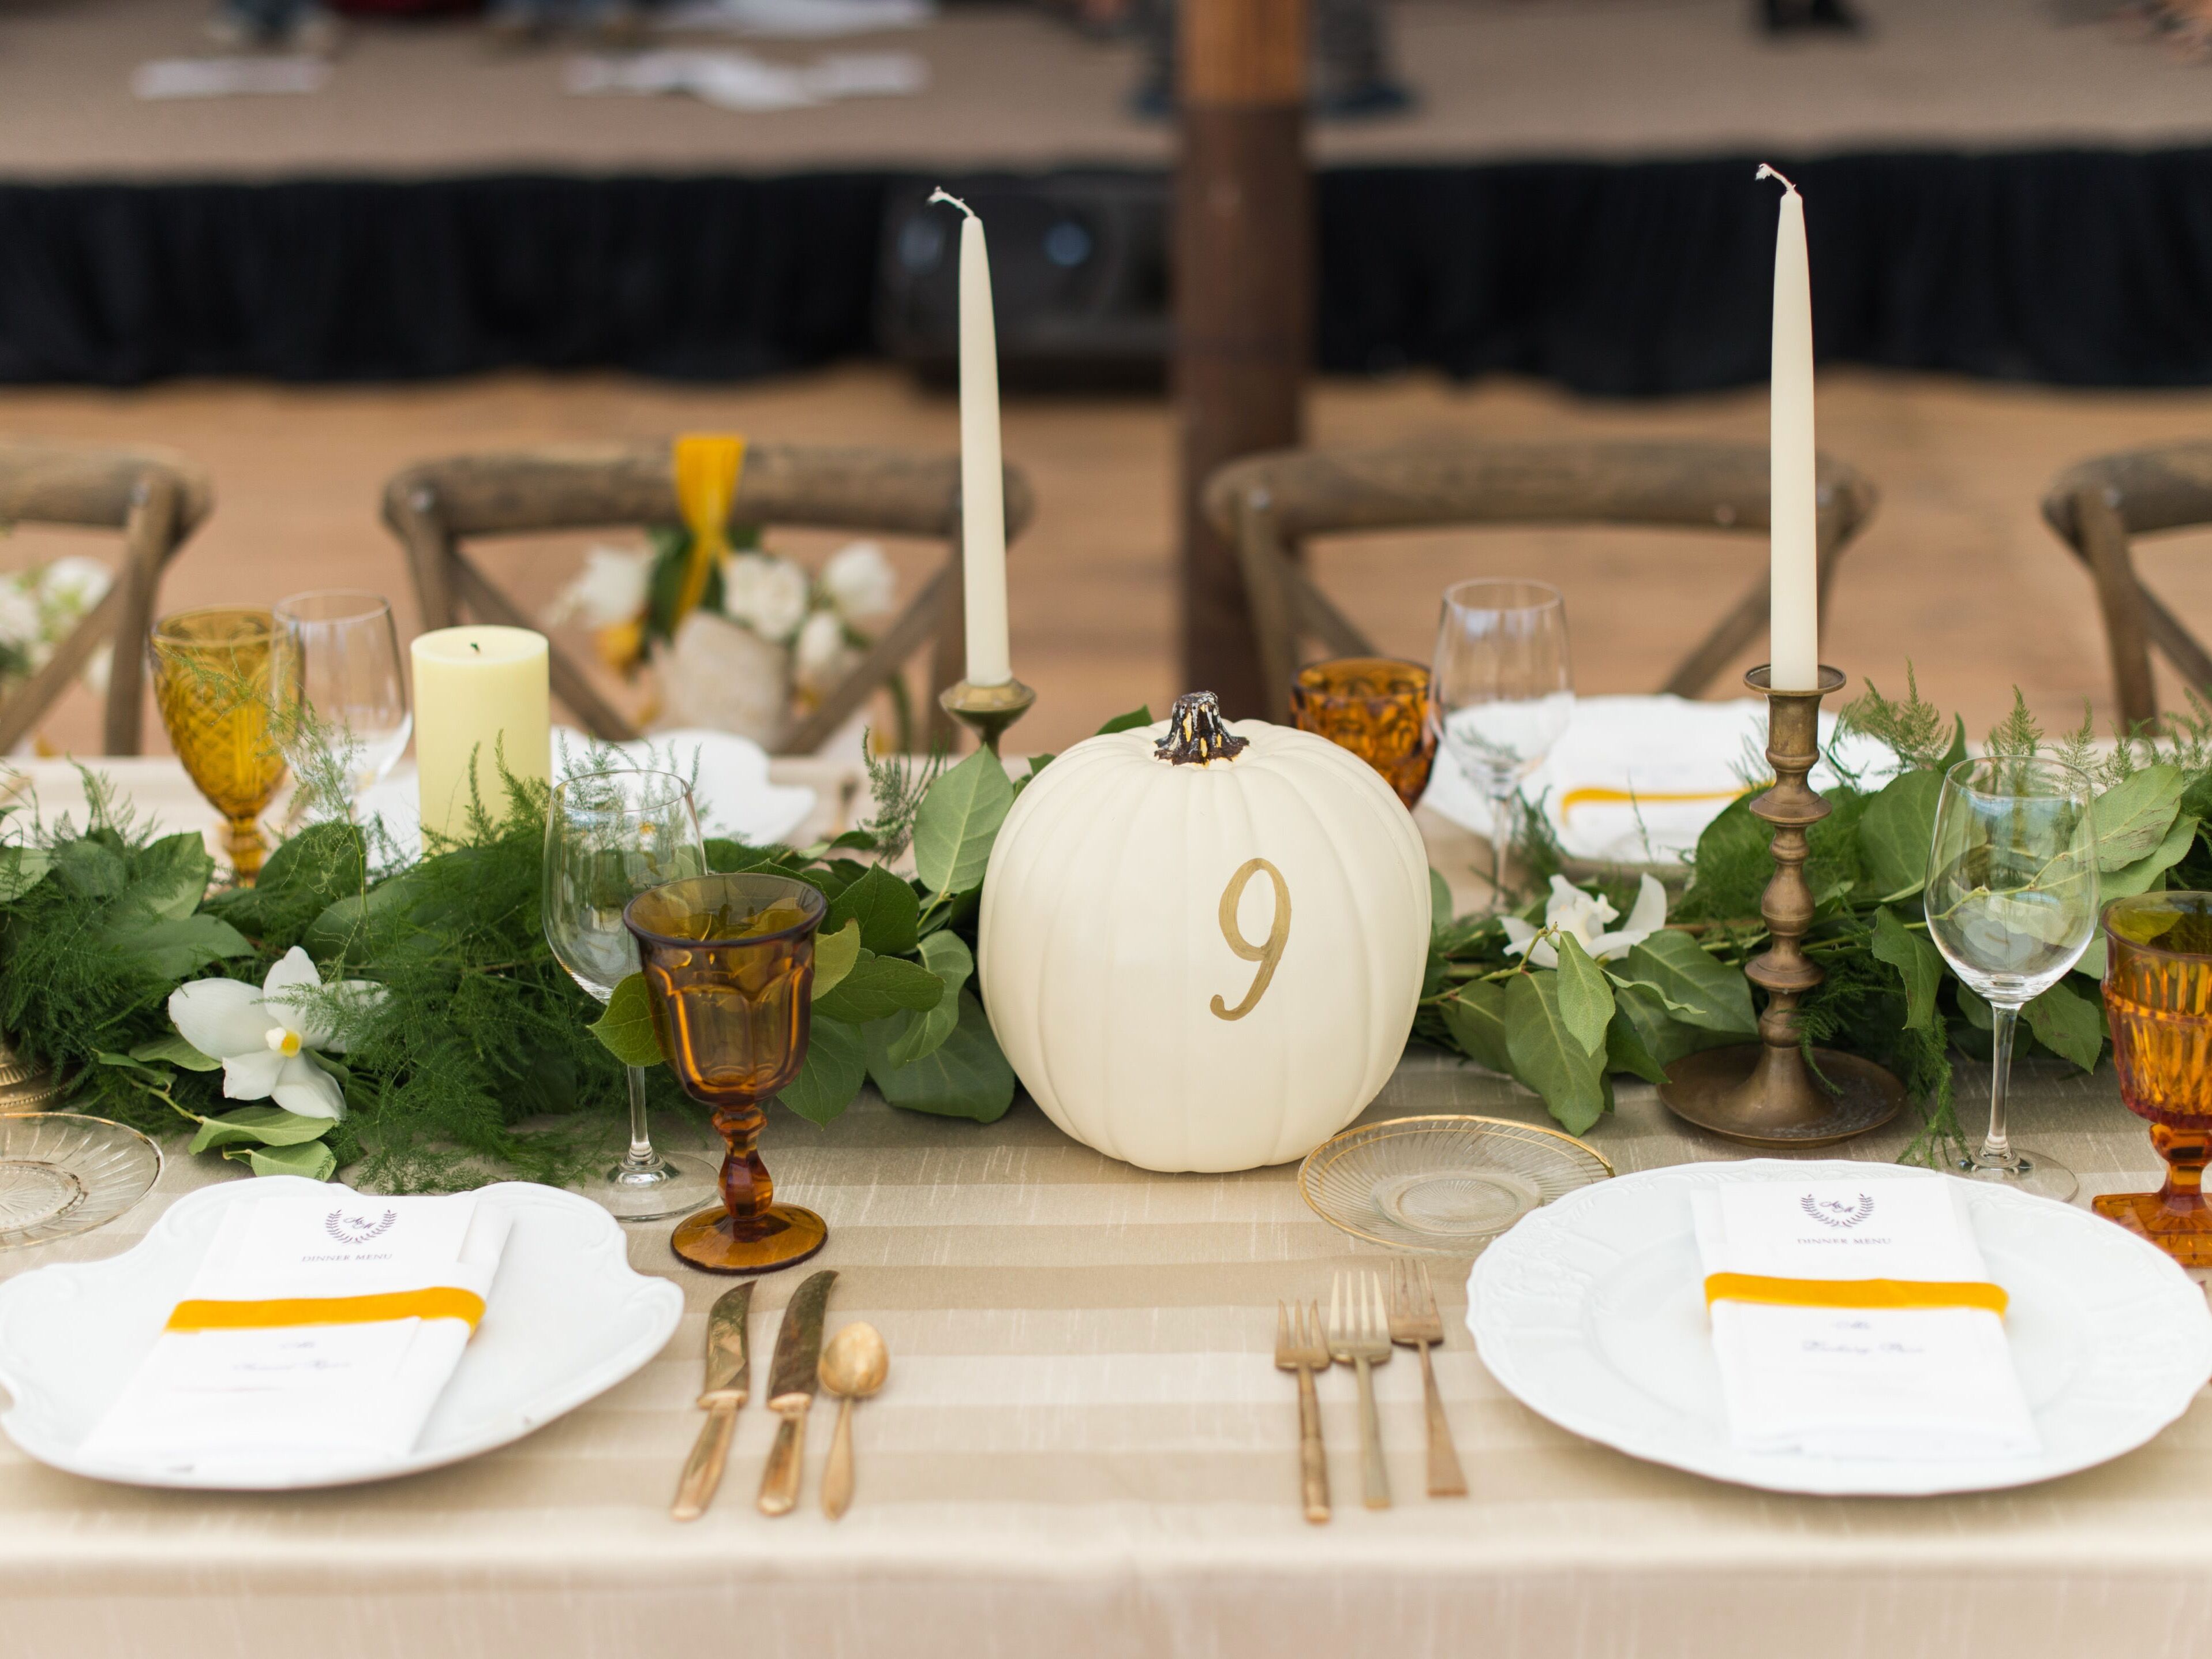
<box><xmin>978</xmin><ymin>692</ymin><xmax>1430</xmax><ymax>1173</ymax></box>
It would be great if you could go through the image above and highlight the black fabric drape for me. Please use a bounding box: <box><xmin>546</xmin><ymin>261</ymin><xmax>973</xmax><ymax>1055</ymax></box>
<box><xmin>4</xmin><ymin>152</ymin><xmax>2212</xmax><ymax>388</ymax></box>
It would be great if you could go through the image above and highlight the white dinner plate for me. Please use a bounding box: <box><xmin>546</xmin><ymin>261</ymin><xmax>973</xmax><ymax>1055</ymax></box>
<box><xmin>1468</xmin><ymin>1158</ymin><xmax>2212</xmax><ymax>1496</ymax></box>
<box><xmin>0</xmin><ymin>1178</ymin><xmax>684</xmax><ymax>1491</ymax></box>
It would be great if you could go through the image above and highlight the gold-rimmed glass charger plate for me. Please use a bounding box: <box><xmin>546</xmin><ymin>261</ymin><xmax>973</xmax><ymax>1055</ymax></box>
<box><xmin>0</xmin><ymin>1114</ymin><xmax>162</xmax><ymax>1248</ymax></box>
<box><xmin>1298</xmin><ymin>1115</ymin><xmax>1611</xmax><ymax>1253</ymax></box>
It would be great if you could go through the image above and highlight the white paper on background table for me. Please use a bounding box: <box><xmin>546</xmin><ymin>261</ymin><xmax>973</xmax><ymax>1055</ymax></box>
<box><xmin>1693</xmin><ymin>1177</ymin><xmax>2038</xmax><ymax>1462</ymax></box>
<box><xmin>653</xmin><ymin>0</ymin><xmax>933</xmax><ymax>35</ymax></box>
<box><xmin>132</xmin><ymin>57</ymin><xmax>330</xmax><ymax>99</ymax></box>
<box><xmin>1420</xmin><ymin>694</ymin><xmax>1895</xmax><ymax>864</ymax></box>
<box><xmin>566</xmin><ymin>48</ymin><xmax>926</xmax><ymax>109</ymax></box>
<box><xmin>84</xmin><ymin>1191</ymin><xmax>508</xmax><ymax>1478</ymax></box>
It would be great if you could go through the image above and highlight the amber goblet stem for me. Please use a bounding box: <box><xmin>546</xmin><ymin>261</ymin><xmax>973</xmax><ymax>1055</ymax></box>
<box><xmin>223</xmin><ymin>814</ymin><xmax>268</xmax><ymax>885</ymax></box>
<box><xmin>712</xmin><ymin>1099</ymin><xmax>776</xmax><ymax>1227</ymax></box>
<box><xmin>2152</xmin><ymin>1125</ymin><xmax>2210</xmax><ymax>1213</ymax></box>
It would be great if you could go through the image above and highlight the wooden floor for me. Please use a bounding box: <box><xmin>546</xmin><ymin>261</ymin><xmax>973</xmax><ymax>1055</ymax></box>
<box><xmin>7</xmin><ymin>362</ymin><xmax>2212</xmax><ymax>759</ymax></box>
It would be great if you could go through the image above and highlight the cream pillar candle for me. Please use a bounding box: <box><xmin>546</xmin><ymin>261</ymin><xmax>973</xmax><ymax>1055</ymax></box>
<box><xmin>930</xmin><ymin>188</ymin><xmax>1012</xmax><ymax>687</ymax></box>
<box><xmin>1760</xmin><ymin>163</ymin><xmax>1820</xmax><ymax>692</ymax></box>
<box><xmin>411</xmin><ymin>626</ymin><xmax>551</xmax><ymax>840</ymax></box>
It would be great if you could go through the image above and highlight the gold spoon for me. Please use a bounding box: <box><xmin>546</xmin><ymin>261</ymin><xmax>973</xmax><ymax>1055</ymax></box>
<box><xmin>818</xmin><ymin>1322</ymin><xmax>889</xmax><ymax>1521</ymax></box>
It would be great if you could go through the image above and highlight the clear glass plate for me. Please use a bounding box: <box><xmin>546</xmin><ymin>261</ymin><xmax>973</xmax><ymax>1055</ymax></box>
<box><xmin>1298</xmin><ymin>1114</ymin><xmax>1612</xmax><ymax>1253</ymax></box>
<box><xmin>0</xmin><ymin>1113</ymin><xmax>162</xmax><ymax>1249</ymax></box>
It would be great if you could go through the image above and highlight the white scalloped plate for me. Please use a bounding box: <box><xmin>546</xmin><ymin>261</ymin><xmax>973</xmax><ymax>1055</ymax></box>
<box><xmin>1469</xmin><ymin>1159</ymin><xmax>2212</xmax><ymax>1496</ymax></box>
<box><xmin>0</xmin><ymin>1177</ymin><xmax>684</xmax><ymax>1490</ymax></box>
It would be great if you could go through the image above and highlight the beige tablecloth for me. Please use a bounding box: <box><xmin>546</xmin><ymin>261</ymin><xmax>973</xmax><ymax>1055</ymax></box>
<box><xmin>3</xmin><ymin>762</ymin><xmax>2210</xmax><ymax>1658</ymax></box>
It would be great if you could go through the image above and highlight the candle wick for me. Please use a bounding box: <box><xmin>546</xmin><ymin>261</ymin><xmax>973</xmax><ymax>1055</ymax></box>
<box><xmin>928</xmin><ymin>186</ymin><xmax>977</xmax><ymax>221</ymax></box>
<box><xmin>1754</xmin><ymin>162</ymin><xmax>1799</xmax><ymax>194</ymax></box>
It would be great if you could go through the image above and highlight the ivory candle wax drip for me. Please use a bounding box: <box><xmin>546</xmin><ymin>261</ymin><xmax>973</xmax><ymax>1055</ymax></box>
<box><xmin>1760</xmin><ymin>164</ymin><xmax>1820</xmax><ymax>694</ymax></box>
<box><xmin>411</xmin><ymin>626</ymin><xmax>552</xmax><ymax>840</ymax></box>
<box><xmin>930</xmin><ymin>188</ymin><xmax>1012</xmax><ymax>688</ymax></box>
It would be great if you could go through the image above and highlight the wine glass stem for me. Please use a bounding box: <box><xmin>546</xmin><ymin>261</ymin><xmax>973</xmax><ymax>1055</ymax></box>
<box><xmin>1982</xmin><ymin>1000</ymin><xmax>2022</xmax><ymax>1166</ymax></box>
<box><xmin>1485</xmin><ymin>785</ymin><xmax>1517</xmax><ymax>911</ymax></box>
<box><xmin>621</xmin><ymin>1064</ymin><xmax>659</xmax><ymax>1174</ymax></box>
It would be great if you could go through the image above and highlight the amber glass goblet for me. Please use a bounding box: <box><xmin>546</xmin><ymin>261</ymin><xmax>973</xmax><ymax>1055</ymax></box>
<box><xmin>626</xmin><ymin>872</ymin><xmax>828</xmax><ymax>1274</ymax></box>
<box><xmin>1289</xmin><ymin>657</ymin><xmax>1439</xmax><ymax>811</ymax></box>
<box><xmin>149</xmin><ymin>607</ymin><xmax>290</xmax><ymax>884</ymax></box>
<box><xmin>2098</xmin><ymin>892</ymin><xmax>2212</xmax><ymax>1264</ymax></box>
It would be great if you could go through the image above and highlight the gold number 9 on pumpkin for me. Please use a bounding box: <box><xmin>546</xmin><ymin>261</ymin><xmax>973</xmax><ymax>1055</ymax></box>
<box><xmin>1210</xmin><ymin>858</ymin><xmax>1292</xmax><ymax>1022</ymax></box>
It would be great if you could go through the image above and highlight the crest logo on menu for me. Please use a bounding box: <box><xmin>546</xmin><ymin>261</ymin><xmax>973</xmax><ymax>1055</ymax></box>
<box><xmin>1799</xmin><ymin>1192</ymin><xmax>1875</xmax><ymax>1230</ymax></box>
<box><xmin>325</xmin><ymin>1207</ymin><xmax>399</xmax><ymax>1245</ymax></box>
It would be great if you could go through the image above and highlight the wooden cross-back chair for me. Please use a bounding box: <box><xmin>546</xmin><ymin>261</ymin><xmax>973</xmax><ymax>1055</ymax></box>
<box><xmin>2042</xmin><ymin>441</ymin><xmax>2212</xmax><ymax>735</ymax></box>
<box><xmin>383</xmin><ymin>443</ymin><xmax>1035</xmax><ymax>753</ymax></box>
<box><xmin>1203</xmin><ymin>440</ymin><xmax>1879</xmax><ymax>722</ymax></box>
<box><xmin>0</xmin><ymin>441</ymin><xmax>214</xmax><ymax>755</ymax></box>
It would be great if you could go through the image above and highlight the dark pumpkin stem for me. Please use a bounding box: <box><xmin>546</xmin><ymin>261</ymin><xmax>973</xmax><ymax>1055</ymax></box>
<box><xmin>1154</xmin><ymin>692</ymin><xmax>1249</xmax><ymax>766</ymax></box>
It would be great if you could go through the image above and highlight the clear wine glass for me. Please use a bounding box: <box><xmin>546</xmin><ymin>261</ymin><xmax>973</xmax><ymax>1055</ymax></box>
<box><xmin>274</xmin><ymin>590</ymin><xmax>411</xmax><ymax>815</ymax></box>
<box><xmin>1924</xmin><ymin>755</ymin><xmax>2098</xmax><ymax>1201</ymax></box>
<box><xmin>544</xmin><ymin>767</ymin><xmax>720</xmax><ymax>1222</ymax></box>
<box><xmin>1431</xmin><ymin>579</ymin><xmax>1575</xmax><ymax>909</ymax></box>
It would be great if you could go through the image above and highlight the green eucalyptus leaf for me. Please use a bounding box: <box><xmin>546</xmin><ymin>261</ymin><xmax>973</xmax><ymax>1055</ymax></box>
<box><xmin>132</xmin><ymin>1031</ymin><xmax>221</xmax><ymax>1072</ymax></box>
<box><xmin>1428</xmin><ymin>868</ymin><xmax>1453</xmax><ymax>940</ymax></box>
<box><xmin>1613</xmin><ymin>982</ymin><xmax>1736</xmax><ymax>1068</ymax></box>
<box><xmin>107</xmin><ymin>914</ymin><xmax>254</xmax><ymax>980</ymax></box>
<box><xmin>1856</xmin><ymin>769</ymin><xmax>1944</xmax><ymax>901</ymax></box>
<box><xmin>813</xmin><ymin>950</ymin><xmax>945</xmax><ymax>1024</ymax></box>
<box><xmin>864</xmin><ymin>990</ymin><xmax>1015</xmax><ymax>1122</ymax></box>
<box><xmin>1094</xmin><ymin>706</ymin><xmax>1154</xmax><ymax>736</ymax></box>
<box><xmin>811</xmin><ymin>919</ymin><xmax>862</xmax><ymax>1001</ymax></box>
<box><xmin>1440</xmin><ymin>980</ymin><xmax>1512</xmax><ymax>1074</ymax></box>
<box><xmin>911</xmin><ymin>747</ymin><xmax>1015</xmax><ymax>896</ymax></box>
<box><xmin>1504</xmin><ymin>971</ymin><xmax>1608</xmax><ymax>1135</ymax></box>
<box><xmin>1618</xmin><ymin>932</ymin><xmax>1757</xmax><ymax>1036</ymax></box>
<box><xmin>2024</xmin><ymin>977</ymin><xmax>2104</xmax><ymax>1073</ymax></box>
<box><xmin>2099</xmin><ymin>814</ymin><xmax>2197</xmax><ymax>900</ymax></box>
<box><xmin>53</xmin><ymin>837</ymin><xmax>128</xmax><ymax>899</ymax></box>
<box><xmin>824</xmin><ymin>864</ymin><xmax>920</xmax><ymax>957</ymax></box>
<box><xmin>189</xmin><ymin>1104</ymin><xmax>340</xmax><ymax>1154</ymax></box>
<box><xmin>1604</xmin><ymin>1004</ymin><xmax>1670</xmax><ymax>1086</ymax></box>
<box><xmin>1554</xmin><ymin>933</ymin><xmax>1615</xmax><ymax>1057</ymax></box>
<box><xmin>781</xmin><ymin>1016</ymin><xmax>869</xmax><ymax>1126</ymax></box>
<box><xmin>245</xmin><ymin>1139</ymin><xmax>338</xmax><ymax>1181</ymax></box>
<box><xmin>588</xmin><ymin>973</ymin><xmax>663</xmax><ymax>1068</ymax></box>
<box><xmin>886</xmin><ymin>931</ymin><xmax>974</xmax><ymax>1068</ymax></box>
<box><xmin>1870</xmin><ymin>907</ymin><xmax>1945</xmax><ymax>1032</ymax></box>
<box><xmin>2092</xmin><ymin>765</ymin><xmax>2187</xmax><ymax>872</ymax></box>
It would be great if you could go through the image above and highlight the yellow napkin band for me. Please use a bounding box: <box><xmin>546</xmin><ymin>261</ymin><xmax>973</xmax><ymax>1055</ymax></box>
<box><xmin>1703</xmin><ymin>1274</ymin><xmax>2008</xmax><ymax>1317</ymax></box>
<box><xmin>1559</xmin><ymin>785</ymin><xmax>1753</xmax><ymax>822</ymax></box>
<box><xmin>671</xmin><ymin>432</ymin><xmax>747</xmax><ymax>627</ymax></box>
<box><xmin>165</xmin><ymin>1289</ymin><xmax>487</xmax><ymax>1334</ymax></box>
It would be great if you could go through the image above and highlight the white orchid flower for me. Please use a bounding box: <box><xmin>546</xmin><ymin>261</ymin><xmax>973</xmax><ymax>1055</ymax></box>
<box><xmin>1500</xmin><ymin>874</ymin><xmax>1668</xmax><ymax>969</ymax></box>
<box><xmin>167</xmin><ymin>947</ymin><xmax>386</xmax><ymax>1122</ymax></box>
<box><xmin>819</xmin><ymin>540</ymin><xmax>896</xmax><ymax>622</ymax></box>
<box><xmin>720</xmin><ymin>552</ymin><xmax>811</xmax><ymax>643</ymax></box>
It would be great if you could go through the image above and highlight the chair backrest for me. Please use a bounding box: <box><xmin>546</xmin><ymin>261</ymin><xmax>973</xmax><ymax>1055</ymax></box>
<box><xmin>2041</xmin><ymin>440</ymin><xmax>2212</xmax><ymax>732</ymax></box>
<box><xmin>0</xmin><ymin>441</ymin><xmax>214</xmax><ymax>756</ymax></box>
<box><xmin>1203</xmin><ymin>439</ymin><xmax>1878</xmax><ymax>720</ymax></box>
<box><xmin>383</xmin><ymin>442</ymin><xmax>1035</xmax><ymax>754</ymax></box>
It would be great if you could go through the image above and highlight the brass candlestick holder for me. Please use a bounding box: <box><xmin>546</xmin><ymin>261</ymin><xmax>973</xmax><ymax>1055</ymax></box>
<box><xmin>1657</xmin><ymin>665</ymin><xmax>1906</xmax><ymax>1148</ymax></box>
<box><xmin>0</xmin><ymin>1033</ymin><xmax>61</xmax><ymax>1113</ymax></box>
<box><xmin>939</xmin><ymin>677</ymin><xmax>1036</xmax><ymax>757</ymax></box>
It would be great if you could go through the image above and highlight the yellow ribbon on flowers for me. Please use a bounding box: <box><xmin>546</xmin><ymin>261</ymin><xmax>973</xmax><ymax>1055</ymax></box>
<box><xmin>165</xmin><ymin>1289</ymin><xmax>487</xmax><ymax>1333</ymax></box>
<box><xmin>1704</xmin><ymin>1274</ymin><xmax>2008</xmax><ymax>1317</ymax></box>
<box><xmin>1558</xmin><ymin>785</ymin><xmax>1756</xmax><ymax>822</ymax></box>
<box><xmin>671</xmin><ymin>433</ymin><xmax>747</xmax><ymax>628</ymax></box>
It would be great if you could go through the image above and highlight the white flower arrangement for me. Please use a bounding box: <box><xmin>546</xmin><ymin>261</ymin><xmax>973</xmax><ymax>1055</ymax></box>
<box><xmin>0</xmin><ymin>555</ymin><xmax>113</xmax><ymax>698</ymax></box>
<box><xmin>167</xmin><ymin>947</ymin><xmax>388</xmax><ymax>1121</ymax></box>
<box><xmin>1500</xmin><ymin>873</ymin><xmax>1668</xmax><ymax>969</ymax></box>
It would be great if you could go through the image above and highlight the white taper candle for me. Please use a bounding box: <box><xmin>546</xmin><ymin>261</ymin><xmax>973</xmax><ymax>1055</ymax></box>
<box><xmin>1760</xmin><ymin>163</ymin><xmax>1820</xmax><ymax>693</ymax></box>
<box><xmin>931</xmin><ymin>188</ymin><xmax>1012</xmax><ymax>688</ymax></box>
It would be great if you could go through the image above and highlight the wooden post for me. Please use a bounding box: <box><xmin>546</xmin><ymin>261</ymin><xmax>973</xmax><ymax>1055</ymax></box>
<box><xmin>1176</xmin><ymin>0</ymin><xmax>1309</xmax><ymax>718</ymax></box>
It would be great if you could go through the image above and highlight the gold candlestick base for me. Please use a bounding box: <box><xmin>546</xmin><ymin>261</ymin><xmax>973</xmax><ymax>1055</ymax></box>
<box><xmin>939</xmin><ymin>678</ymin><xmax>1036</xmax><ymax>757</ymax></box>
<box><xmin>0</xmin><ymin>1033</ymin><xmax>62</xmax><ymax>1113</ymax></box>
<box><xmin>1657</xmin><ymin>665</ymin><xmax>1906</xmax><ymax>1147</ymax></box>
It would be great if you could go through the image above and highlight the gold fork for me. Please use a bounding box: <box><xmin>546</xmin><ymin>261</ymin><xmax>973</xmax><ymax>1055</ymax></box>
<box><xmin>1328</xmin><ymin>1270</ymin><xmax>1392</xmax><ymax>1510</ymax></box>
<box><xmin>1273</xmin><ymin>1299</ymin><xmax>1331</xmax><ymax>1523</ymax></box>
<box><xmin>1388</xmin><ymin>1258</ymin><xmax>1468</xmax><ymax>1498</ymax></box>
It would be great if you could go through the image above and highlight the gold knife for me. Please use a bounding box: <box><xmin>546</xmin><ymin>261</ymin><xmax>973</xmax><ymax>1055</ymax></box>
<box><xmin>757</xmin><ymin>1268</ymin><xmax>837</xmax><ymax>1516</ymax></box>
<box><xmin>671</xmin><ymin>1282</ymin><xmax>753</xmax><ymax>1522</ymax></box>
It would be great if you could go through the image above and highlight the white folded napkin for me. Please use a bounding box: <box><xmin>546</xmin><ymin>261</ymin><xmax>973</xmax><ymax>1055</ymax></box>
<box><xmin>1420</xmin><ymin>695</ymin><xmax>1897</xmax><ymax>864</ymax></box>
<box><xmin>84</xmin><ymin>1191</ymin><xmax>510</xmax><ymax>1477</ymax></box>
<box><xmin>1692</xmin><ymin>1177</ymin><xmax>2039</xmax><ymax>1462</ymax></box>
